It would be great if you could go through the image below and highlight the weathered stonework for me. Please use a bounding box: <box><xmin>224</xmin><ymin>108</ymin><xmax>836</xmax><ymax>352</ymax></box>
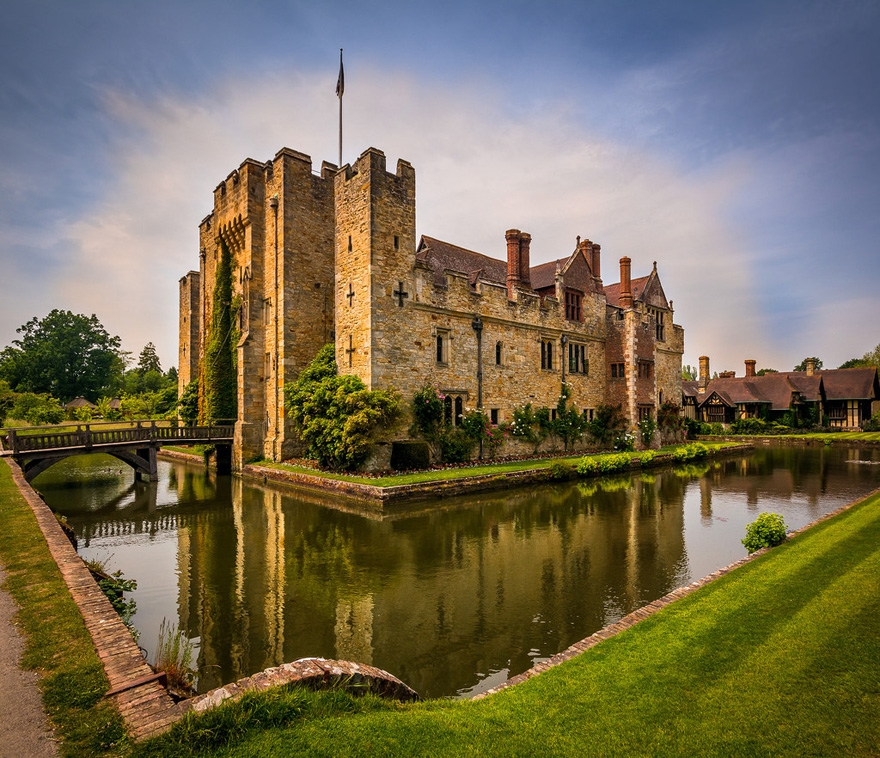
<box><xmin>181</xmin><ymin>145</ymin><xmax>684</xmax><ymax>469</ymax></box>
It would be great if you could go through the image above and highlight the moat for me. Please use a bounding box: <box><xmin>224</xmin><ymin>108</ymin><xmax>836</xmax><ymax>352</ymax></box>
<box><xmin>36</xmin><ymin>444</ymin><xmax>880</xmax><ymax>699</ymax></box>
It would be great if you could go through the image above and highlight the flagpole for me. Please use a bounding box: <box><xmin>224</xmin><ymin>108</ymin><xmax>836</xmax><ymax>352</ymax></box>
<box><xmin>337</xmin><ymin>49</ymin><xmax>344</xmax><ymax>168</ymax></box>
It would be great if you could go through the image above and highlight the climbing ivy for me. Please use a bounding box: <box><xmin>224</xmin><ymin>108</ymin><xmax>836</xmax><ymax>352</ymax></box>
<box><xmin>201</xmin><ymin>239</ymin><xmax>238</xmax><ymax>422</ymax></box>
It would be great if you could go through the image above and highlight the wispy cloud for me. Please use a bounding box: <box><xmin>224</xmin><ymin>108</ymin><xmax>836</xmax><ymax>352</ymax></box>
<box><xmin>31</xmin><ymin>66</ymin><xmax>765</xmax><ymax>371</ymax></box>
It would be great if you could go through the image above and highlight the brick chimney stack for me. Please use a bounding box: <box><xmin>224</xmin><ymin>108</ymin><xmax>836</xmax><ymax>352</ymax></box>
<box><xmin>745</xmin><ymin>359</ymin><xmax>756</xmax><ymax>377</ymax></box>
<box><xmin>506</xmin><ymin>229</ymin><xmax>522</xmax><ymax>299</ymax></box>
<box><xmin>591</xmin><ymin>243</ymin><xmax>601</xmax><ymax>279</ymax></box>
<box><xmin>699</xmin><ymin>355</ymin><xmax>710</xmax><ymax>393</ymax></box>
<box><xmin>619</xmin><ymin>257</ymin><xmax>633</xmax><ymax>309</ymax></box>
<box><xmin>519</xmin><ymin>232</ymin><xmax>532</xmax><ymax>289</ymax></box>
<box><xmin>806</xmin><ymin>358</ymin><xmax>816</xmax><ymax>376</ymax></box>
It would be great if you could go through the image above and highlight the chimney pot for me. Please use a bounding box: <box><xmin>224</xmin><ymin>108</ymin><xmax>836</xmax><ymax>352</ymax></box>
<box><xmin>698</xmin><ymin>355</ymin><xmax>710</xmax><ymax>393</ymax></box>
<box><xmin>506</xmin><ymin>229</ymin><xmax>522</xmax><ymax>299</ymax></box>
<box><xmin>592</xmin><ymin>243</ymin><xmax>601</xmax><ymax>279</ymax></box>
<box><xmin>519</xmin><ymin>232</ymin><xmax>532</xmax><ymax>289</ymax></box>
<box><xmin>619</xmin><ymin>257</ymin><xmax>633</xmax><ymax>309</ymax></box>
<box><xmin>745</xmin><ymin>359</ymin><xmax>756</xmax><ymax>378</ymax></box>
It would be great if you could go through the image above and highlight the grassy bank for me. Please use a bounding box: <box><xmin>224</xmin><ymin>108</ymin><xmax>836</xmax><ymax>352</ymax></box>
<box><xmin>263</xmin><ymin>442</ymin><xmax>744</xmax><ymax>487</ymax></box>
<box><xmin>704</xmin><ymin>431</ymin><xmax>880</xmax><ymax>443</ymax></box>
<box><xmin>0</xmin><ymin>460</ymin><xmax>129</xmax><ymax>757</ymax></box>
<box><xmin>136</xmin><ymin>488</ymin><xmax>880</xmax><ymax>757</ymax></box>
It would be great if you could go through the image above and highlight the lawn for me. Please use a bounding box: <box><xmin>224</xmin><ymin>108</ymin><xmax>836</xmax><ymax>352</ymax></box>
<box><xmin>261</xmin><ymin>442</ymin><xmax>744</xmax><ymax>487</ymax></box>
<box><xmin>0</xmin><ymin>460</ymin><xmax>129</xmax><ymax>756</ymax></box>
<box><xmin>134</xmin><ymin>488</ymin><xmax>880</xmax><ymax>757</ymax></box>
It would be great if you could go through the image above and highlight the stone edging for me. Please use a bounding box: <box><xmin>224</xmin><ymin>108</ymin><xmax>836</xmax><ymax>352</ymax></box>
<box><xmin>3</xmin><ymin>458</ymin><xmax>180</xmax><ymax>740</ymax></box>
<box><xmin>473</xmin><ymin>485</ymin><xmax>880</xmax><ymax>700</ymax></box>
<box><xmin>176</xmin><ymin>658</ymin><xmax>419</xmax><ymax>717</ymax></box>
<box><xmin>5</xmin><ymin>458</ymin><xmax>420</xmax><ymax>741</ymax></box>
<box><xmin>243</xmin><ymin>444</ymin><xmax>755</xmax><ymax>505</ymax></box>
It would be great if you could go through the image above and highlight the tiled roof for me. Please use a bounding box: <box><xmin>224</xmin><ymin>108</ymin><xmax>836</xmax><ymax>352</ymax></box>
<box><xmin>416</xmin><ymin>236</ymin><xmax>507</xmax><ymax>287</ymax></box>
<box><xmin>530</xmin><ymin>258</ymin><xmax>566</xmax><ymax>291</ymax></box>
<box><xmin>689</xmin><ymin>367</ymin><xmax>878</xmax><ymax>410</ymax></box>
<box><xmin>816</xmin><ymin>367</ymin><xmax>880</xmax><ymax>400</ymax></box>
<box><xmin>604</xmin><ymin>276</ymin><xmax>649</xmax><ymax>308</ymax></box>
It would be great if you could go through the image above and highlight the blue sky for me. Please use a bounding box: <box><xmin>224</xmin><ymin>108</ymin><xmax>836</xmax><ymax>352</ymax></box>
<box><xmin>1</xmin><ymin>0</ymin><xmax>878</xmax><ymax>375</ymax></box>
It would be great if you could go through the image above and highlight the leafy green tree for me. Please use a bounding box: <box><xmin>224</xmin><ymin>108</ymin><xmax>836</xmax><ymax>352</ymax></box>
<box><xmin>178</xmin><ymin>380</ymin><xmax>199</xmax><ymax>425</ymax></box>
<box><xmin>794</xmin><ymin>357</ymin><xmax>823</xmax><ymax>372</ymax></box>
<box><xmin>0</xmin><ymin>380</ymin><xmax>15</xmax><ymax>425</ymax></box>
<box><xmin>137</xmin><ymin>342</ymin><xmax>162</xmax><ymax>375</ymax></box>
<box><xmin>681</xmin><ymin>364</ymin><xmax>697</xmax><ymax>381</ymax></box>
<box><xmin>285</xmin><ymin>344</ymin><xmax>401</xmax><ymax>471</ymax></box>
<box><xmin>838</xmin><ymin>343</ymin><xmax>880</xmax><ymax>369</ymax></box>
<box><xmin>0</xmin><ymin>310</ymin><xmax>121</xmax><ymax>401</ymax></box>
<box><xmin>756</xmin><ymin>368</ymin><xmax>778</xmax><ymax>375</ymax></box>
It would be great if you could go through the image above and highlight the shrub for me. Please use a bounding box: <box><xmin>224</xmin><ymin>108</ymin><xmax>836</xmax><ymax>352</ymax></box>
<box><xmin>411</xmin><ymin>386</ymin><xmax>445</xmax><ymax>438</ymax></box>
<box><xmin>863</xmin><ymin>411</ymin><xmax>880</xmax><ymax>432</ymax></box>
<box><xmin>671</xmin><ymin>442</ymin><xmax>710</xmax><ymax>462</ymax></box>
<box><xmin>586</xmin><ymin>404</ymin><xmax>625</xmax><ymax>447</ymax></box>
<box><xmin>549</xmin><ymin>461</ymin><xmax>574</xmax><ymax>480</ymax></box>
<box><xmin>613</xmin><ymin>430</ymin><xmax>636</xmax><ymax>452</ymax></box>
<box><xmin>639</xmin><ymin>450</ymin><xmax>656</xmax><ymax>465</ymax></box>
<box><xmin>11</xmin><ymin>392</ymin><xmax>64</xmax><ymax>425</ymax></box>
<box><xmin>742</xmin><ymin>513</ymin><xmax>788</xmax><ymax>553</ymax></box>
<box><xmin>637</xmin><ymin>415</ymin><xmax>657</xmax><ymax>448</ymax></box>
<box><xmin>96</xmin><ymin>570</ymin><xmax>139</xmax><ymax>641</ymax></box>
<box><xmin>438</xmin><ymin>428</ymin><xmax>474</xmax><ymax>463</ymax></box>
<box><xmin>731</xmin><ymin>417</ymin><xmax>768</xmax><ymax>435</ymax></box>
<box><xmin>390</xmin><ymin>441</ymin><xmax>431</xmax><ymax>471</ymax></box>
<box><xmin>509</xmin><ymin>403</ymin><xmax>541</xmax><ymax>443</ymax></box>
<box><xmin>577</xmin><ymin>452</ymin><xmax>631</xmax><ymax>476</ymax></box>
<box><xmin>285</xmin><ymin>345</ymin><xmax>401</xmax><ymax>471</ymax></box>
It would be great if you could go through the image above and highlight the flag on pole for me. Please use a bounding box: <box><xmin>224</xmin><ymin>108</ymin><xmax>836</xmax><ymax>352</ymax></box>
<box><xmin>336</xmin><ymin>49</ymin><xmax>344</xmax><ymax>98</ymax></box>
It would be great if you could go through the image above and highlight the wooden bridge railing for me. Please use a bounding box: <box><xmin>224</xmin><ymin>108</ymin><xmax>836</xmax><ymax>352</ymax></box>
<box><xmin>0</xmin><ymin>420</ymin><xmax>235</xmax><ymax>456</ymax></box>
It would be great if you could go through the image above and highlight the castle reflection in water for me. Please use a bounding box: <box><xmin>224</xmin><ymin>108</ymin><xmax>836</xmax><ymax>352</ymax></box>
<box><xmin>57</xmin><ymin>445</ymin><xmax>879</xmax><ymax>698</ymax></box>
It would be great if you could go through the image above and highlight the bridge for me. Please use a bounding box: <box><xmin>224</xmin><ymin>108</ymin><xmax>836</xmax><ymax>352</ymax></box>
<box><xmin>0</xmin><ymin>420</ymin><xmax>234</xmax><ymax>483</ymax></box>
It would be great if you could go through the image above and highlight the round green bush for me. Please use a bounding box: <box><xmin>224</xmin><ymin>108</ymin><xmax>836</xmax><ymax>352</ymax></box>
<box><xmin>742</xmin><ymin>513</ymin><xmax>788</xmax><ymax>553</ymax></box>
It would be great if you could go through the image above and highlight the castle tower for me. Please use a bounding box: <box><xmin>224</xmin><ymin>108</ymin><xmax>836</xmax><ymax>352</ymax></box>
<box><xmin>334</xmin><ymin>148</ymin><xmax>416</xmax><ymax>390</ymax></box>
<box><xmin>178</xmin><ymin>271</ymin><xmax>200</xmax><ymax>397</ymax></box>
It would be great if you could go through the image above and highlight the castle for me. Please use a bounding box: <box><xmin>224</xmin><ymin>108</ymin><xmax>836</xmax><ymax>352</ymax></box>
<box><xmin>179</xmin><ymin>146</ymin><xmax>684</xmax><ymax>469</ymax></box>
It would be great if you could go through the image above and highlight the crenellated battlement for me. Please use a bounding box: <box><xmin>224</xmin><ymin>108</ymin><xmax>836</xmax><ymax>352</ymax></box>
<box><xmin>181</xmin><ymin>142</ymin><xmax>683</xmax><ymax>469</ymax></box>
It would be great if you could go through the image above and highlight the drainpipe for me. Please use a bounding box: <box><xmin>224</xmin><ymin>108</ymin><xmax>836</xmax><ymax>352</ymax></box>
<box><xmin>472</xmin><ymin>316</ymin><xmax>483</xmax><ymax>460</ymax></box>
<box><xmin>560</xmin><ymin>334</ymin><xmax>568</xmax><ymax>451</ymax></box>
<box><xmin>270</xmin><ymin>194</ymin><xmax>280</xmax><ymax>460</ymax></box>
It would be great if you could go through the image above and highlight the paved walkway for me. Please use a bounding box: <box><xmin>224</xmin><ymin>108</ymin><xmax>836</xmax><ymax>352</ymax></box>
<box><xmin>0</xmin><ymin>563</ymin><xmax>58</xmax><ymax>757</ymax></box>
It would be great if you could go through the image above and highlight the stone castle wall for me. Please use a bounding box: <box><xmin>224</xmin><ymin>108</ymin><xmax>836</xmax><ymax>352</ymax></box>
<box><xmin>183</xmin><ymin>145</ymin><xmax>685</xmax><ymax>469</ymax></box>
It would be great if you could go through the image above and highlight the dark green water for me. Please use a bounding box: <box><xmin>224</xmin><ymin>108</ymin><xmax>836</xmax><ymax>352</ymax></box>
<box><xmin>35</xmin><ymin>444</ymin><xmax>880</xmax><ymax>699</ymax></box>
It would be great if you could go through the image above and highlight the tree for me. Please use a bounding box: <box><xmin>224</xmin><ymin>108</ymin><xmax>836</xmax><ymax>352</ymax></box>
<box><xmin>0</xmin><ymin>310</ymin><xmax>121</xmax><ymax>402</ymax></box>
<box><xmin>756</xmin><ymin>368</ymin><xmax>779</xmax><ymax>376</ymax></box>
<box><xmin>137</xmin><ymin>342</ymin><xmax>162</xmax><ymax>375</ymax></box>
<box><xmin>794</xmin><ymin>357</ymin><xmax>823</xmax><ymax>372</ymax></box>
<box><xmin>838</xmin><ymin>343</ymin><xmax>880</xmax><ymax>369</ymax></box>
<box><xmin>682</xmin><ymin>364</ymin><xmax>697</xmax><ymax>381</ymax></box>
<box><xmin>285</xmin><ymin>344</ymin><xmax>401</xmax><ymax>471</ymax></box>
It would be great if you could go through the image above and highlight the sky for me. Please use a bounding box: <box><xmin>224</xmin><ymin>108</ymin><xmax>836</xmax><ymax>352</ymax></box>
<box><xmin>1</xmin><ymin>0</ymin><xmax>878</xmax><ymax>377</ymax></box>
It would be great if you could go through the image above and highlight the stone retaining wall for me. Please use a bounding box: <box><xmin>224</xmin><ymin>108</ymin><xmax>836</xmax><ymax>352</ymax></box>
<box><xmin>244</xmin><ymin>444</ymin><xmax>755</xmax><ymax>506</ymax></box>
<box><xmin>4</xmin><ymin>459</ymin><xmax>180</xmax><ymax>740</ymax></box>
<box><xmin>5</xmin><ymin>457</ymin><xmax>419</xmax><ymax>742</ymax></box>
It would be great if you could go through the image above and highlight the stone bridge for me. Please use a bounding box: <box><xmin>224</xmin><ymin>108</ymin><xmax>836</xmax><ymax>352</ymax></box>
<box><xmin>0</xmin><ymin>420</ymin><xmax>234</xmax><ymax>482</ymax></box>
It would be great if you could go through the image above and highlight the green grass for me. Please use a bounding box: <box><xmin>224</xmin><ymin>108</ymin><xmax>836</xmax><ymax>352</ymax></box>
<box><xmin>135</xmin><ymin>488</ymin><xmax>880</xmax><ymax>757</ymax></box>
<box><xmin>263</xmin><ymin>442</ymin><xmax>744</xmax><ymax>487</ymax></box>
<box><xmin>0</xmin><ymin>460</ymin><xmax>130</xmax><ymax>756</ymax></box>
<box><xmin>709</xmin><ymin>431</ymin><xmax>880</xmax><ymax>442</ymax></box>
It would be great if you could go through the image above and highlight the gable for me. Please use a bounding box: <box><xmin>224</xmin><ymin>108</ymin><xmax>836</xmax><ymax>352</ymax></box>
<box><xmin>639</xmin><ymin>270</ymin><xmax>669</xmax><ymax>309</ymax></box>
<box><xmin>560</xmin><ymin>249</ymin><xmax>594</xmax><ymax>294</ymax></box>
